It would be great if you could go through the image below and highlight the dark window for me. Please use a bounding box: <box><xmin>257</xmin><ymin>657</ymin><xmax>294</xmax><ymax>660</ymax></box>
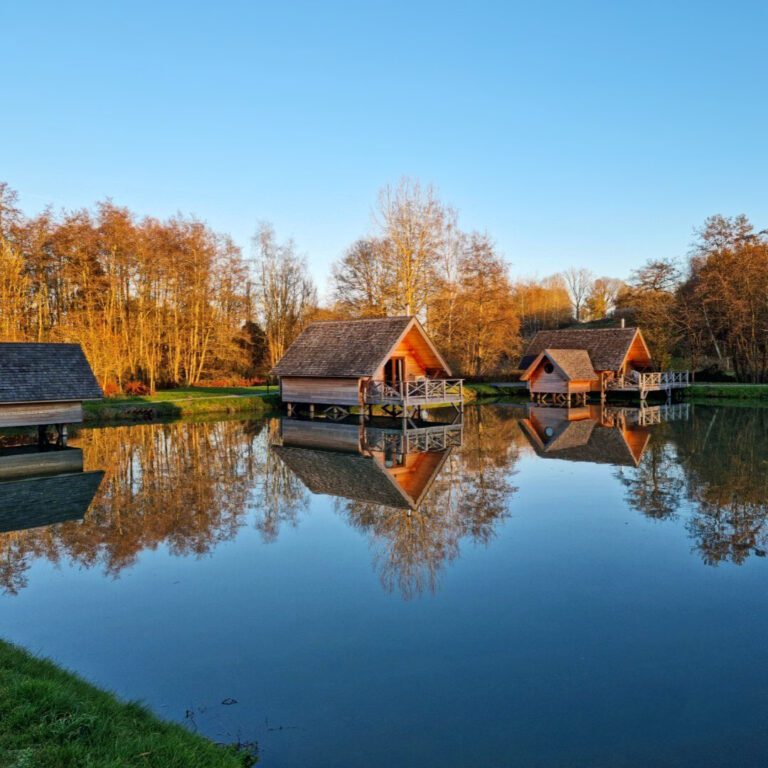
<box><xmin>543</xmin><ymin>362</ymin><xmax>555</xmax><ymax>374</ymax></box>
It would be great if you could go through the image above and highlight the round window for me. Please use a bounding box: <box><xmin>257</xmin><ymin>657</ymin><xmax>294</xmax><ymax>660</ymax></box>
<box><xmin>543</xmin><ymin>362</ymin><xmax>555</xmax><ymax>374</ymax></box>
<box><xmin>544</xmin><ymin>426</ymin><xmax>555</xmax><ymax>438</ymax></box>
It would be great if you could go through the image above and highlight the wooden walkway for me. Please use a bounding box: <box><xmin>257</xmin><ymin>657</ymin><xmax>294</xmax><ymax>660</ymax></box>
<box><xmin>604</xmin><ymin>371</ymin><xmax>690</xmax><ymax>401</ymax></box>
<box><xmin>364</xmin><ymin>379</ymin><xmax>463</xmax><ymax>407</ymax></box>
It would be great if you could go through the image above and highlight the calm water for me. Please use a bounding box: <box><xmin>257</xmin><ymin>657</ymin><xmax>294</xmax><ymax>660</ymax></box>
<box><xmin>2</xmin><ymin>404</ymin><xmax>768</xmax><ymax>767</ymax></box>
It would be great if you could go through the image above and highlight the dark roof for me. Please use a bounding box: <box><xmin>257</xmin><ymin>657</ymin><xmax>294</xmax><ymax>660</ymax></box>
<box><xmin>272</xmin><ymin>445</ymin><xmax>413</xmax><ymax>508</ymax></box>
<box><xmin>519</xmin><ymin>328</ymin><xmax>641</xmax><ymax>372</ymax></box>
<box><xmin>0</xmin><ymin>343</ymin><xmax>102</xmax><ymax>404</ymax></box>
<box><xmin>271</xmin><ymin>316</ymin><xmax>450</xmax><ymax>377</ymax></box>
<box><xmin>0</xmin><ymin>470</ymin><xmax>104</xmax><ymax>533</ymax></box>
<box><xmin>519</xmin><ymin>418</ymin><xmax>645</xmax><ymax>467</ymax></box>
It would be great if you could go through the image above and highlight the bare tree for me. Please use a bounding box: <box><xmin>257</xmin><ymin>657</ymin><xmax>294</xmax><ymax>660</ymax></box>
<box><xmin>252</xmin><ymin>222</ymin><xmax>316</xmax><ymax>367</ymax></box>
<box><xmin>562</xmin><ymin>267</ymin><xmax>594</xmax><ymax>322</ymax></box>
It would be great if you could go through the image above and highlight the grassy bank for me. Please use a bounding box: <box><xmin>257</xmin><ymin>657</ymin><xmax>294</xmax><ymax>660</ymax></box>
<box><xmin>0</xmin><ymin>640</ymin><xmax>255</xmax><ymax>768</ymax></box>
<box><xmin>84</xmin><ymin>387</ymin><xmax>280</xmax><ymax>423</ymax></box>
<box><xmin>685</xmin><ymin>383</ymin><xmax>768</xmax><ymax>400</ymax></box>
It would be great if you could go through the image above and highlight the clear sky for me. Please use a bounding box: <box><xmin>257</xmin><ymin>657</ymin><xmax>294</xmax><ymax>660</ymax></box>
<box><xmin>2</xmin><ymin>1</ymin><xmax>766</xmax><ymax>295</ymax></box>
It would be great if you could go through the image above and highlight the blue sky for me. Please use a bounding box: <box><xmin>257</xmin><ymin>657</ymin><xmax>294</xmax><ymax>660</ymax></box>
<box><xmin>2</xmin><ymin>1</ymin><xmax>766</xmax><ymax>295</ymax></box>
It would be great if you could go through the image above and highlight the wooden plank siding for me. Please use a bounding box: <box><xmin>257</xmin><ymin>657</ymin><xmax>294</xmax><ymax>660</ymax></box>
<box><xmin>527</xmin><ymin>365</ymin><xmax>597</xmax><ymax>394</ymax></box>
<box><xmin>0</xmin><ymin>402</ymin><xmax>83</xmax><ymax>429</ymax></box>
<box><xmin>280</xmin><ymin>376</ymin><xmax>362</xmax><ymax>407</ymax></box>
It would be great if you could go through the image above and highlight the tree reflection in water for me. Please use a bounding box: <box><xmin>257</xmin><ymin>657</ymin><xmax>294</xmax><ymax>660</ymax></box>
<box><xmin>335</xmin><ymin>407</ymin><xmax>521</xmax><ymax>598</ymax></box>
<box><xmin>618</xmin><ymin>406</ymin><xmax>768</xmax><ymax>565</ymax></box>
<box><xmin>1</xmin><ymin>404</ymin><xmax>766</xmax><ymax>596</ymax></box>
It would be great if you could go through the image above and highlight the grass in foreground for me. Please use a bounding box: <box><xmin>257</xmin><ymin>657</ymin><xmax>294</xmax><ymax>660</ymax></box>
<box><xmin>0</xmin><ymin>640</ymin><xmax>256</xmax><ymax>768</ymax></box>
<box><xmin>106</xmin><ymin>386</ymin><xmax>276</xmax><ymax>403</ymax></box>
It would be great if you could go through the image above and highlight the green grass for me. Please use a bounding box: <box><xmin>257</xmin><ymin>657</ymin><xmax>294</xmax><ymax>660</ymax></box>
<box><xmin>0</xmin><ymin>640</ymin><xmax>256</xmax><ymax>768</ymax></box>
<box><xmin>107</xmin><ymin>386</ymin><xmax>275</xmax><ymax>403</ymax></box>
<box><xmin>84</xmin><ymin>388</ymin><xmax>280</xmax><ymax>423</ymax></box>
<box><xmin>686</xmin><ymin>383</ymin><xmax>768</xmax><ymax>400</ymax></box>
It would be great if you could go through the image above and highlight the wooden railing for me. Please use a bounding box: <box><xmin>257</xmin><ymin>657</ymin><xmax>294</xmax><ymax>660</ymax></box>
<box><xmin>364</xmin><ymin>423</ymin><xmax>464</xmax><ymax>454</ymax></box>
<box><xmin>365</xmin><ymin>378</ymin><xmax>464</xmax><ymax>405</ymax></box>
<box><xmin>606</xmin><ymin>370</ymin><xmax>690</xmax><ymax>391</ymax></box>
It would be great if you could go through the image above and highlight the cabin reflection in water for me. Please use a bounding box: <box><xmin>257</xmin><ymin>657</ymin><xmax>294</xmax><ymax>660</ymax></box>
<box><xmin>0</xmin><ymin>446</ymin><xmax>104</xmax><ymax>534</ymax></box>
<box><xmin>519</xmin><ymin>403</ymin><xmax>690</xmax><ymax>467</ymax></box>
<box><xmin>271</xmin><ymin>416</ymin><xmax>463</xmax><ymax>510</ymax></box>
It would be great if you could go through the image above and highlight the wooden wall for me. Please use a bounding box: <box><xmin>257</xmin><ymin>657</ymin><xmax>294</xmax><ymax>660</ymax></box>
<box><xmin>373</xmin><ymin>326</ymin><xmax>447</xmax><ymax>381</ymax></box>
<box><xmin>0</xmin><ymin>402</ymin><xmax>83</xmax><ymax>429</ymax></box>
<box><xmin>280</xmin><ymin>419</ymin><xmax>362</xmax><ymax>451</ymax></box>
<box><xmin>281</xmin><ymin>377</ymin><xmax>361</xmax><ymax>406</ymax></box>
<box><xmin>624</xmin><ymin>333</ymin><xmax>653</xmax><ymax>371</ymax></box>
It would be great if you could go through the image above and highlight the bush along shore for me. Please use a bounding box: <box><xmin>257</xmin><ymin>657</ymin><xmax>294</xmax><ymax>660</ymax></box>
<box><xmin>684</xmin><ymin>383</ymin><xmax>768</xmax><ymax>400</ymax></box>
<box><xmin>0</xmin><ymin>640</ymin><xmax>256</xmax><ymax>767</ymax></box>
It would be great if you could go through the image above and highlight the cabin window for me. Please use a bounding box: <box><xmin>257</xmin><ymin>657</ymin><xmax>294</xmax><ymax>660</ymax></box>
<box><xmin>544</xmin><ymin>426</ymin><xmax>555</xmax><ymax>438</ymax></box>
<box><xmin>543</xmin><ymin>362</ymin><xmax>554</xmax><ymax>374</ymax></box>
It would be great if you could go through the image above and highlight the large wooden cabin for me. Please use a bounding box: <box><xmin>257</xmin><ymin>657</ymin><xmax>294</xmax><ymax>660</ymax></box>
<box><xmin>271</xmin><ymin>316</ymin><xmax>463</xmax><ymax>419</ymax></box>
<box><xmin>519</xmin><ymin>327</ymin><xmax>689</xmax><ymax>405</ymax></box>
<box><xmin>271</xmin><ymin>416</ymin><xmax>460</xmax><ymax>510</ymax></box>
<box><xmin>0</xmin><ymin>343</ymin><xmax>103</xmax><ymax>443</ymax></box>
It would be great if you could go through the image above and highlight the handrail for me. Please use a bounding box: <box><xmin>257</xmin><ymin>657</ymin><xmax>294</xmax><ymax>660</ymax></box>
<box><xmin>365</xmin><ymin>378</ymin><xmax>464</xmax><ymax>404</ymax></box>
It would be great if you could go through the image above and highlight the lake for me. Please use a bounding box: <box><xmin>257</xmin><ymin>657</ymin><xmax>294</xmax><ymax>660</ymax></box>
<box><xmin>2</xmin><ymin>403</ymin><xmax>768</xmax><ymax>767</ymax></box>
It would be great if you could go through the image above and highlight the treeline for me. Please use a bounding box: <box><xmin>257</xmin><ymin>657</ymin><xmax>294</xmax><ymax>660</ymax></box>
<box><xmin>1</xmin><ymin>179</ymin><xmax>766</xmax><ymax>387</ymax></box>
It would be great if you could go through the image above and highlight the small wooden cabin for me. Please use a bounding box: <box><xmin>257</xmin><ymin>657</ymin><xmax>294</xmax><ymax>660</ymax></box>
<box><xmin>518</xmin><ymin>327</ymin><xmax>687</xmax><ymax>404</ymax></box>
<box><xmin>0</xmin><ymin>343</ymin><xmax>103</xmax><ymax>442</ymax></box>
<box><xmin>519</xmin><ymin>405</ymin><xmax>651</xmax><ymax>467</ymax></box>
<box><xmin>271</xmin><ymin>316</ymin><xmax>463</xmax><ymax>418</ymax></box>
<box><xmin>271</xmin><ymin>417</ymin><xmax>455</xmax><ymax>510</ymax></box>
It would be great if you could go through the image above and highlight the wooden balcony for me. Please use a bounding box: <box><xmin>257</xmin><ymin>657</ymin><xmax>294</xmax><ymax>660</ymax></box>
<box><xmin>364</xmin><ymin>422</ymin><xmax>464</xmax><ymax>455</ymax></box>
<box><xmin>364</xmin><ymin>378</ymin><xmax>464</xmax><ymax>407</ymax></box>
<box><xmin>605</xmin><ymin>370</ymin><xmax>690</xmax><ymax>396</ymax></box>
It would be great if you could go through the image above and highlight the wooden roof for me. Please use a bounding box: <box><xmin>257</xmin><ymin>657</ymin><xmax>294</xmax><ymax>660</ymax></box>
<box><xmin>0</xmin><ymin>343</ymin><xmax>102</xmax><ymax>404</ymax></box>
<box><xmin>519</xmin><ymin>414</ymin><xmax>648</xmax><ymax>467</ymax></box>
<box><xmin>520</xmin><ymin>348</ymin><xmax>596</xmax><ymax>381</ymax></box>
<box><xmin>272</xmin><ymin>445</ymin><xmax>415</xmax><ymax>509</ymax></box>
<box><xmin>271</xmin><ymin>316</ymin><xmax>451</xmax><ymax>378</ymax></box>
<box><xmin>519</xmin><ymin>328</ymin><xmax>642</xmax><ymax>372</ymax></box>
<box><xmin>0</xmin><ymin>470</ymin><xmax>104</xmax><ymax>533</ymax></box>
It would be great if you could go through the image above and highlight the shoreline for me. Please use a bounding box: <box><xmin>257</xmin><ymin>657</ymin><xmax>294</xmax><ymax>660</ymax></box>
<box><xmin>0</xmin><ymin>639</ymin><xmax>256</xmax><ymax>767</ymax></box>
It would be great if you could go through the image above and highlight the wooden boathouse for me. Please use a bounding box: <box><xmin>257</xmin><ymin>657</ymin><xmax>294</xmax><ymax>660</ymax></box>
<box><xmin>518</xmin><ymin>327</ymin><xmax>689</xmax><ymax>405</ymax></box>
<box><xmin>271</xmin><ymin>316</ymin><xmax>463</xmax><ymax>420</ymax></box>
<box><xmin>0</xmin><ymin>343</ymin><xmax>102</xmax><ymax>444</ymax></box>
<box><xmin>271</xmin><ymin>416</ymin><xmax>460</xmax><ymax>510</ymax></box>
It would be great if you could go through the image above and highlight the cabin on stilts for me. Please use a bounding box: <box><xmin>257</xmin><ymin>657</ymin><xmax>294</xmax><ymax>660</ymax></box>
<box><xmin>271</xmin><ymin>316</ymin><xmax>463</xmax><ymax>420</ymax></box>
<box><xmin>518</xmin><ymin>405</ymin><xmax>652</xmax><ymax>467</ymax></box>
<box><xmin>0</xmin><ymin>343</ymin><xmax>103</xmax><ymax>445</ymax></box>
<box><xmin>518</xmin><ymin>327</ymin><xmax>689</xmax><ymax>406</ymax></box>
<box><xmin>271</xmin><ymin>416</ymin><xmax>459</xmax><ymax>510</ymax></box>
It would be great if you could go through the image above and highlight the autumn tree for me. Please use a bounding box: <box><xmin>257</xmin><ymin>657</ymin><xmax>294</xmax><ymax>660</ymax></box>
<box><xmin>585</xmin><ymin>276</ymin><xmax>624</xmax><ymax>320</ymax></box>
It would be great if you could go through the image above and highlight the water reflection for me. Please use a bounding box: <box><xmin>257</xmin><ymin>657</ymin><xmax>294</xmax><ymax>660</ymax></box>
<box><xmin>271</xmin><ymin>412</ymin><xmax>517</xmax><ymax>596</ymax></box>
<box><xmin>1</xmin><ymin>403</ymin><xmax>768</xmax><ymax>598</ymax></box>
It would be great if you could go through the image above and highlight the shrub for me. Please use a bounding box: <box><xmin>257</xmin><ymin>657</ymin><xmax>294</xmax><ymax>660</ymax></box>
<box><xmin>123</xmin><ymin>380</ymin><xmax>150</xmax><ymax>395</ymax></box>
<box><xmin>102</xmin><ymin>381</ymin><xmax>120</xmax><ymax>397</ymax></box>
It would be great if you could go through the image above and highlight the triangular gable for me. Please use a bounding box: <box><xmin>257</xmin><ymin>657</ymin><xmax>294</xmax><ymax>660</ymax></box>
<box><xmin>378</xmin><ymin>317</ymin><xmax>453</xmax><ymax>378</ymax></box>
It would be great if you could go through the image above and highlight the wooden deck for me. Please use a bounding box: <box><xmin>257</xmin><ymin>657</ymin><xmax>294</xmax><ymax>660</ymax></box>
<box><xmin>365</xmin><ymin>422</ymin><xmax>463</xmax><ymax>455</ymax></box>
<box><xmin>604</xmin><ymin>371</ymin><xmax>690</xmax><ymax>400</ymax></box>
<box><xmin>364</xmin><ymin>378</ymin><xmax>463</xmax><ymax>407</ymax></box>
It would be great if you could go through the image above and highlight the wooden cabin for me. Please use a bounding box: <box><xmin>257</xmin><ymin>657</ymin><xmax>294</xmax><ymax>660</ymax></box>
<box><xmin>0</xmin><ymin>343</ymin><xmax>102</xmax><ymax>443</ymax></box>
<box><xmin>271</xmin><ymin>416</ymin><xmax>458</xmax><ymax>510</ymax></box>
<box><xmin>0</xmin><ymin>446</ymin><xmax>103</xmax><ymax>533</ymax></box>
<box><xmin>271</xmin><ymin>316</ymin><xmax>463</xmax><ymax>419</ymax></box>
<box><xmin>518</xmin><ymin>327</ymin><xmax>689</xmax><ymax>404</ymax></box>
<box><xmin>518</xmin><ymin>405</ymin><xmax>651</xmax><ymax>467</ymax></box>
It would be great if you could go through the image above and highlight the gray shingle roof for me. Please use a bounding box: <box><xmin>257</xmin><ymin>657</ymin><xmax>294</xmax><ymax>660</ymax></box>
<box><xmin>272</xmin><ymin>445</ymin><xmax>413</xmax><ymax>508</ymax></box>
<box><xmin>519</xmin><ymin>328</ymin><xmax>641</xmax><ymax>372</ymax></box>
<box><xmin>271</xmin><ymin>316</ymin><xmax>448</xmax><ymax>377</ymax></box>
<box><xmin>0</xmin><ymin>343</ymin><xmax>103</xmax><ymax>404</ymax></box>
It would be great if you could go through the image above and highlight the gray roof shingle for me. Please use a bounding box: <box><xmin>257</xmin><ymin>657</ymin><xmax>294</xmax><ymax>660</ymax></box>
<box><xmin>0</xmin><ymin>343</ymin><xmax>103</xmax><ymax>404</ymax></box>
